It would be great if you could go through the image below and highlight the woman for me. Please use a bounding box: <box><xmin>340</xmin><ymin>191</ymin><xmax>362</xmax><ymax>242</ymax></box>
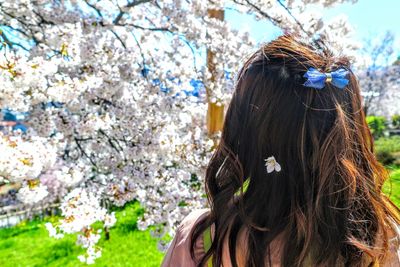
<box><xmin>161</xmin><ymin>35</ymin><xmax>400</xmax><ymax>266</ymax></box>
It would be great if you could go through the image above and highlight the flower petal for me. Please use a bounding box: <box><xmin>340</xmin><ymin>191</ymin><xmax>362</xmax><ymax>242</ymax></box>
<box><xmin>267</xmin><ymin>164</ymin><xmax>274</xmax><ymax>173</ymax></box>
<box><xmin>275</xmin><ymin>163</ymin><xmax>281</xmax><ymax>172</ymax></box>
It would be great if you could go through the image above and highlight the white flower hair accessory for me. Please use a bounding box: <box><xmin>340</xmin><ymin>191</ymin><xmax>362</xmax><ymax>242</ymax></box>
<box><xmin>265</xmin><ymin>156</ymin><xmax>281</xmax><ymax>173</ymax></box>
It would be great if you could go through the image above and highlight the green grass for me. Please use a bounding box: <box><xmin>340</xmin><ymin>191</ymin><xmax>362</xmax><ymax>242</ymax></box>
<box><xmin>0</xmin><ymin>202</ymin><xmax>164</xmax><ymax>267</ymax></box>
<box><xmin>374</xmin><ymin>136</ymin><xmax>400</xmax><ymax>165</ymax></box>
<box><xmin>375</xmin><ymin>136</ymin><xmax>400</xmax><ymax>154</ymax></box>
<box><xmin>383</xmin><ymin>165</ymin><xmax>400</xmax><ymax>207</ymax></box>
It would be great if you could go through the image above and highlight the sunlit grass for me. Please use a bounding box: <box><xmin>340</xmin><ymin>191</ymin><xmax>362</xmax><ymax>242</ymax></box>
<box><xmin>0</xmin><ymin>202</ymin><xmax>164</xmax><ymax>267</ymax></box>
<box><xmin>383</xmin><ymin>165</ymin><xmax>400</xmax><ymax>207</ymax></box>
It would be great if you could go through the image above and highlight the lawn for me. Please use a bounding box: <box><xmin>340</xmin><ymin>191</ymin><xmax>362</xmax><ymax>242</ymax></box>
<box><xmin>383</xmin><ymin>165</ymin><xmax>400</xmax><ymax>207</ymax></box>
<box><xmin>0</xmin><ymin>202</ymin><xmax>164</xmax><ymax>267</ymax></box>
<box><xmin>1</xmin><ymin>167</ymin><xmax>399</xmax><ymax>267</ymax></box>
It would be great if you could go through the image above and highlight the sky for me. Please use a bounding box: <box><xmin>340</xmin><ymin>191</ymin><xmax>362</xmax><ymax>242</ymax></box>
<box><xmin>225</xmin><ymin>0</ymin><xmax>400</xmax><ymax>63</ymax></box>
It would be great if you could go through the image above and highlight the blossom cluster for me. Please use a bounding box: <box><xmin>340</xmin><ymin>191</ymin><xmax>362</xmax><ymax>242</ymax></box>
<box><xmin>0</xmin><ymin>133</ymin><xmax>57</xmax><ymax>203</ymax></box>
<box><xmin>45</xmin><ymin>188</ymin><xmax>116</xmax><ymax>264</ymax></box>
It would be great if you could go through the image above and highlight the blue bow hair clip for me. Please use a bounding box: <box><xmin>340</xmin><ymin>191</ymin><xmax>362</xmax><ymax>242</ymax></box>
<box><xmin>303</xmin><ymin>67</ymin><xmax>349</xmax><ymax>90</ymax></box>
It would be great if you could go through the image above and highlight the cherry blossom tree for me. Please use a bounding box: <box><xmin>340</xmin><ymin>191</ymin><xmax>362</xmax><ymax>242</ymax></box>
<box><xmin>0</xmin><ymin>0</ymin><xmax>358</xmax><ymax>263</ymax></box>
<box><xmin>357</xmin><ymin>31</ymin><xmax>399</xmax><ymax>116</ymax></box>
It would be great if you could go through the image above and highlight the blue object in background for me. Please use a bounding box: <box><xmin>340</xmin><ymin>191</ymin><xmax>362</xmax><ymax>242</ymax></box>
<box><xmin>185</xmin><ymin>79</ymin><xmax>203</xmax><ymax>97</ymax></box>
<box><xmin>2</xmin><ymin>109</ymin><xmax>27</xmax><ymax>121</ymax></box>
<box><xmin>11</xmin><ymin>123</ymin><xmax>27</xmax><ymax>132</ymax></box>
<box><xmin>0</xmin><ymin>109</ymin><xmax>28</xmax><ymax>133</ymax></box>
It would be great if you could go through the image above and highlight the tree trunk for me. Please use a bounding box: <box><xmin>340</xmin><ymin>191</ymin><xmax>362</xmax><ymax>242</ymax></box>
<box><xmin>206</xmin><ymin>9</ymin><xmax>225</xmax><ymax>135</ymax></box>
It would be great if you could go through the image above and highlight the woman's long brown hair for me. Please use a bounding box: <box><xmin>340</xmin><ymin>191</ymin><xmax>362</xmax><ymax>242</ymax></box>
<box><xmin>190</xmin><ymin>35</ymin><xmax>400</xmax><ymax>267</ymax></box>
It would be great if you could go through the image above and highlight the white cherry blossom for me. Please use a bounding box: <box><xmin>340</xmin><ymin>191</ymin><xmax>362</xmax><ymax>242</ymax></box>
<box><xmin>265</xmin><ymin>156</ymin><xmax>282</xmax><ymax>173</ymax></box>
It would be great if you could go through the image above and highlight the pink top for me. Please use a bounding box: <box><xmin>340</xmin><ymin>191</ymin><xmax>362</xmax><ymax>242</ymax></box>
<box><xmin>161</xmin><ymin>209</ymin><xmax>400</xmax><ymax>267</ymax></box>
<box><xmin>161</xmin><ymin>209</ymin><xmax>209</xmax><ymax>267</ymax></box>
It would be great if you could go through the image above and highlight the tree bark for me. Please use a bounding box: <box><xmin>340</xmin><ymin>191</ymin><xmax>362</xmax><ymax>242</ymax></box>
<box><xmin>206</xmin><ymin>9</ymin><xmax>225</xmax><ymax>135</ymax></box>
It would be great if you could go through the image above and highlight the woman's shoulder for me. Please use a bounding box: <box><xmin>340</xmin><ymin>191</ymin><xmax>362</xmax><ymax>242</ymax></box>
<box><xmin>161</xmin><ymin>209</ymin><xmax>210</xmax><ymax>267</ymax></box>
<box><xmin>179</xmin><ymin>209</ymin><xmax>210</xmax><ymax>234</ymax></box>
<box><xmin>374</xmin><ymin>220</ymin><xmax>400</xmax><ymax>267</ymax></box>
<box><xmin>384</xmin><ymin>222</ymin><xmax>400</xmax><ymax>266</ymax></box>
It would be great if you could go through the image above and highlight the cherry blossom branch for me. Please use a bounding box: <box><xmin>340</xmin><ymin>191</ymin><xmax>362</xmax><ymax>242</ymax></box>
<box><xmin>113</xmin><ymin>0</ymin><xmax>153</xmax><ymax>25</ymax></box>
